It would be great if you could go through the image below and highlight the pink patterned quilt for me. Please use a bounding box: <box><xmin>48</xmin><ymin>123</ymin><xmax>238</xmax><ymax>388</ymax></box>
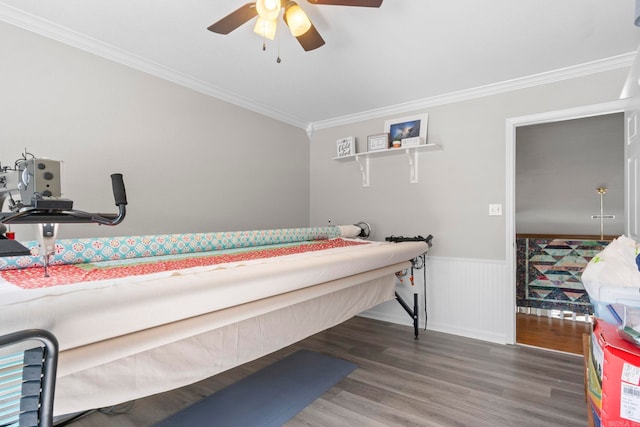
<box><xmin>2</xmin><ymin>238</ymin><xmax>367</xmax><ymax>290</ymax></box>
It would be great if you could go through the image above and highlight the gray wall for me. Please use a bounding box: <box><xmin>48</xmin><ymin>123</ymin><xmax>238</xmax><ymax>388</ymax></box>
<box><xmin>516</xmin><ymin>113</ymin><xmax>625</xmax><ymax>236</ymax></box>
<box><xmin>310</xmin><ymin>69</ymin><xmax>629</xmax><ymax>261</ymax></box>
<box><xmin>0</xmin><ymin>22</ymin><xmax>310</xmax><ymax>241</ymax></box>
<box><xmin>1</xmin><ymin>19</ymin><xmax>633</xmax><ymax>342</ymax></box>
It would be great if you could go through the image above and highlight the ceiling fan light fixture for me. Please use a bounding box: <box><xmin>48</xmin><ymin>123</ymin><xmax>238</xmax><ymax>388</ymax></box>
<box><xmin>254</xmin><ymin>16</ymin><xmax>277</xmax><ymax>40</ymax></box>
<box><xmin>284</xmin><ymin>1</ymin><xmax>312</xmax><ymax>37</ymax></box>
<box><xmin>256</xmin><ymin>0</ymin><xmax>281</xmax><ymax>21</ymax></box>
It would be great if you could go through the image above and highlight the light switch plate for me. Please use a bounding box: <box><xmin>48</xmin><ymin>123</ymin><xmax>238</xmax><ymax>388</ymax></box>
<box><xmin>489</xmin><ymin>204</ymin><xmax>503</xmax><ymax>216</ymax></box>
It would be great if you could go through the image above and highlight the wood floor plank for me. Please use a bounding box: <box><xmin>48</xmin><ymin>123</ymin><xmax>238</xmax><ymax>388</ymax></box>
<box><xmin>516</xmin><ymin>313</ymin><xmax>592</xmax><ymax>354</ymax></box>
<box><xmin>289</xmin><ymin>394</ymin><xmax>392</xmax><ymax>427</ymax></box>
<box><xmin>64</xmin><ymin>317</ymin><xmax>587</xmax><ymax>427</ymax></box>
<box><xmin>327</xmin><ymin>390</ymin><xmax>439</xmax><ymax>427</ymax></box>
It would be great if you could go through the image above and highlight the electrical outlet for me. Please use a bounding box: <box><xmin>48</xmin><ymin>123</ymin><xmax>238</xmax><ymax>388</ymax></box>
<box><xmin>489</xmin><ymin>204</ymin><xmax>503</xmax><ymax>216</ymax></box>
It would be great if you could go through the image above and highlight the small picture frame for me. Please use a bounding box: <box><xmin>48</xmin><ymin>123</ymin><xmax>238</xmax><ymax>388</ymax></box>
<box><xmin>367</xmin><ymin>133</ymin><xmax>390</xmax><ymax>152</ymax></box>
<box><xmin>384</xmin><ymin>114</ymin><xmax>428</xmax><ymax>146</ymax></box>
<box><xmin>336</xmin><ymin>136</ymin><xmax>355</xmax><ymax>157</ymax></box>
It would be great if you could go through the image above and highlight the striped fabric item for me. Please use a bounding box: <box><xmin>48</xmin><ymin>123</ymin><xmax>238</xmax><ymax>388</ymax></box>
<box><xmin>0</xmin><ymin>347</ymin><xmax>46</xmax><ymax>427</ymax></box>
<box><xmin>0</xmin><ymin>330</ymin><xmax>57</xmax><ymax>427</ymax></box>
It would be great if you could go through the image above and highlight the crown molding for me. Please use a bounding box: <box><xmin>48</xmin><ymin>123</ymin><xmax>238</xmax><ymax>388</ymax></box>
<box><xmin>0</xmin><ymin>4</ymin><xmax>308</xmax><ymax>129</ymax></box>
<box><xmin>1</xmin><ymin>4</ymin><xmax>634</xmax><ymax>134</ymax></box>
<box><xmin>309</xmin><ymin>52</ymin><xmax>636</xmax><ymax>132</ymax></box>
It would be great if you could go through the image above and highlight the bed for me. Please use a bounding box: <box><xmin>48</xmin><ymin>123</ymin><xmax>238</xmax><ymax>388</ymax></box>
<box><xmin>0</xmin><ymin>225</ymin><xmax>428</xmax><ymax>416</ymax></box>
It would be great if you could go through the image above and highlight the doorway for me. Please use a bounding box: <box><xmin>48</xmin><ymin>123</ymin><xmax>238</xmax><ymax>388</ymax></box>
<box><xmin>505</xmin><ymin>99</ymin><xmax>629</xmax><ymax>350</ymax></box>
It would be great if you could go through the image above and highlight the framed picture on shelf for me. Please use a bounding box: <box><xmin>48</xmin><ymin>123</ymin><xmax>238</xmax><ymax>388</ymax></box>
<box><xmin>384</xmin><ymin>114</ymin><xmax>428</xmax><ymax>146</ymax></box>
<box><xmin>336</xmin><ymin>136</ymin><xmax>355</xmax><ymax>157</ymax></box>
<box><xmin>367</xmin><ymin>133</ymin><xmax>390</xmax><ymax>152</ymax></box>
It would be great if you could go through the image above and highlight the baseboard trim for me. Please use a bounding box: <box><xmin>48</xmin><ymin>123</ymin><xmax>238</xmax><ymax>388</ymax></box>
<box><xmin>358</xmin><ymin>311</ymin><xmax>507</xmax><ymax>345</ymax></box>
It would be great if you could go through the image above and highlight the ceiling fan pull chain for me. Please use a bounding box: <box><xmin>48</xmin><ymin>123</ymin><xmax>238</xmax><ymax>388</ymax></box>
<box><xmin>276</xmin><ymin>19</ymin><xmax>282</xmax><ymax>63</ymax></box>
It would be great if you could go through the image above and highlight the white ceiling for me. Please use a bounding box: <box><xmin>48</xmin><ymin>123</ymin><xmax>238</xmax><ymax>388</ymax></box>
<box><xmin>1</xmin><ymin>0</ymin><xmax>639</xmax><ymax>129</ymax></box>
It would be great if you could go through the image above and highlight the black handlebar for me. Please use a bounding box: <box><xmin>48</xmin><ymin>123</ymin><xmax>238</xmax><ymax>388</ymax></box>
<box><xmin>111</xmin><ymin>173</ymin><xmax>128</xmax><ymax>206</ymax></box>
<box><xmin>0</xmin><ymin>173</ymin><xmax>128</xmax><ymax>225</ymax></box>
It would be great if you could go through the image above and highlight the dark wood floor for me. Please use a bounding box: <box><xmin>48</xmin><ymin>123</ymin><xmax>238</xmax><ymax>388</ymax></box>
<box><xmin>64</xmin><ymin>317</ymin><xmax>587</xmax><ymax>427</ymax></box>
<box><xmin>516</xmin><ymin>313</ymin><xmax>592</xmax><ymax>355</ymax></box>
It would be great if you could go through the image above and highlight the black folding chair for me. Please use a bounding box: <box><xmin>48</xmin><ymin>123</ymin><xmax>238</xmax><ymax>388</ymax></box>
<box><xmin>0</xmin><ymin>330</ymin><xmax>58</xmax><ymax>427</ymax></box>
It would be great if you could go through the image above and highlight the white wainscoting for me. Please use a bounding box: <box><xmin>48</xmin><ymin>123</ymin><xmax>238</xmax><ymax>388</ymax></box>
<box><xmin>361</xmin><ymin>256</ymin><xmax>510</xmax><ymax>344</ymax></box>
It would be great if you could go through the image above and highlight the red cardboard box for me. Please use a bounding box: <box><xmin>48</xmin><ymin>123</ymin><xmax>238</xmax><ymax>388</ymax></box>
<box><xmin>590</xmin><ymin>320</ymin><xmax>640</xmax><ymax>426</ymax></box>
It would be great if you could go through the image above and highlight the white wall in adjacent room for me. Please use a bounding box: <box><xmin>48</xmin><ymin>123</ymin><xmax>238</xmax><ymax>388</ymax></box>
<box><xmin>516</xmin><ymin>113</ymin><xmax>625</xmax><ymax>236</ymax></box>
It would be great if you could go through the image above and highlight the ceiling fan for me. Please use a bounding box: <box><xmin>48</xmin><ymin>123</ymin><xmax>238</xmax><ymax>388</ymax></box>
<box><xmin>208</xmin><ymin>0</ymin><xmax>383</xmax><ymax>52</ymax></box>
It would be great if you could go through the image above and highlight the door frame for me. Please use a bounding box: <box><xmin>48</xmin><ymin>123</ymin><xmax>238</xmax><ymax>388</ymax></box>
<box><xmin>504</xmin><ymin>99</ymin><xmax>628</xmax><ymax>344</ymax></box>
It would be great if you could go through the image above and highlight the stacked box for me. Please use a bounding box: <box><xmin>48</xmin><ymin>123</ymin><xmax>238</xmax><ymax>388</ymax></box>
<box><xmin>588</xmin><ymin>320</ymin><xmax>640</xmax><ymax>426</ymax></box>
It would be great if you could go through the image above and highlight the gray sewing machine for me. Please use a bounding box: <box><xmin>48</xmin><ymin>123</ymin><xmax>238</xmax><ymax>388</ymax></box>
<box><xmin>0</xmin><ymin>153</ymin><xmax>127</xmax><ymax>276</ymax></box>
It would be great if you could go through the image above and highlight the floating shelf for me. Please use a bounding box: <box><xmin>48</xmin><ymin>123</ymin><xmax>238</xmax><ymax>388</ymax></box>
<box><xmin>333</xmin><ymin>144</ymin><xmax>442</xmax><ymax>187</ymax></box>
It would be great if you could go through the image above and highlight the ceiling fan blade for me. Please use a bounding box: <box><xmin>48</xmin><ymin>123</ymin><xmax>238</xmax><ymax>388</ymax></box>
<box><xmin>282</xmin><ymin>5</ymin><xmax>325</xmax><ymax>51</ymax></box>
<box><xmin>207</xmin><ymin>3</ymin><xmax>258</xmax><ymax>34</ymax></box>
<box><xmin>306</xmin><ymin>0</ymin><xmax>383</xmax><ymax>7</ymax></box>
<box><xmin>294</xmin><ymin>22</ymin><xmax>325</xmax><ymax>51</ymax></box>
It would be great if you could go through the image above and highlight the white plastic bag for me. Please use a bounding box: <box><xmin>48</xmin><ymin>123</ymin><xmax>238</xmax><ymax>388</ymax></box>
<box><xmin>582</xmin><ymin>235</ymin><xmax>640</xmax><ymax>299</ymax></box>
